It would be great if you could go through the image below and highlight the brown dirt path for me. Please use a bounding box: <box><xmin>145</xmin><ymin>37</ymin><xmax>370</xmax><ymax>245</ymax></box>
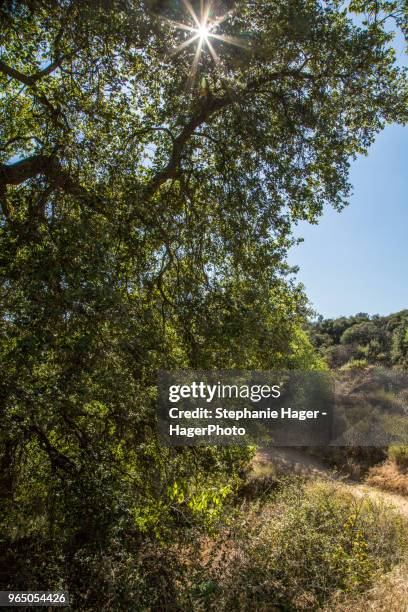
<box><xmin>254</xmin><ymin>447</ymin><xmax>408</xmax><ymax>519</ymax></box>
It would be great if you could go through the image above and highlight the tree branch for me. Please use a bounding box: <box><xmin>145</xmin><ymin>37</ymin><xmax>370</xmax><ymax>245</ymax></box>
<box><xmin>0</xmin><ymin>66</ymin><xmax>316</xmax><ymax>213</ymax></box>
<box><xmin>0</xmin><ymin>154</ymin><xmax>107</xmax><ymax>217</ymax></box>
<box><xmin>0</xmin><ymin>27</ymin><xmax>64</xmax><ymax>86</ymax></box>
<box><xmin>0</xmin><ymin>57</ymin><xmax>62</xmax><ymax>87</ymax></box>
<box><xmin>29</xmin><ymin>425</ymin><xmax>78</xmax><ymax>474</ymax></box>
<box><xmin>0</xmin><ymin>154</ymin><xmax>51</xmax><ymax>185</ymax></box>
<box><xmin>144</xmin><ymin>66</ymin><xmax>315</xmax><ymax>200</ymax></box>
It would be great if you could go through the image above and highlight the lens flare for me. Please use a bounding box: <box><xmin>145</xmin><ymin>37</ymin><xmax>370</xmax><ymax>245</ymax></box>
<box><xmin>165</xmin><ymin>1</ymin><xmax>246</xmax><ymax>85</ymax></box>
<box><xmin>197</xmin><ymin>23</ymin><xmax>210</xmax><ymax>40</ymax></box>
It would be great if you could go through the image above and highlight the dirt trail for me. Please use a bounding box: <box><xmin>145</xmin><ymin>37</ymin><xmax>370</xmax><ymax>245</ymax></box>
<box><xmin>254</xmin><ymin>447</ymin><xmax>408</xmax><ymax>519</ymax></box>
<box><xmin>351</xmin><ymin>483</ymin><xmax>408</xmax><ymax>519</ymax></box>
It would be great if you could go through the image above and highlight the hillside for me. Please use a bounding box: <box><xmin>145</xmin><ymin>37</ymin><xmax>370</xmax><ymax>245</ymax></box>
<box><xmin>308</xmin><ymin>310</ymin><xmax>408</xmax><ymax>369</ymax></box>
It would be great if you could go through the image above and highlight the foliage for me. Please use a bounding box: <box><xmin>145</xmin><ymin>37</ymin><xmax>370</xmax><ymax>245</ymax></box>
<box><xmin>388</xmin><ymin>444</ymin><xmax>408</xmax><ymax>469</ymax></box>
<box><xmin>349</xmin><ymin>0</ymin><xmax>408</xmax><ymax>49</ymax></box>
<box><xmin>185</xmin><ymin>480</ymin><xmax>408</xmax><ymax>611</ymax></box>
<box><xmin>340</xmin><ymin>357</ymin><xmax>369</xmax><ymax>370</ymax></box>
<box><xmin>310</xmin><ymin>310</ymin><xmax>408</xmax><ymax>368</ymax></box>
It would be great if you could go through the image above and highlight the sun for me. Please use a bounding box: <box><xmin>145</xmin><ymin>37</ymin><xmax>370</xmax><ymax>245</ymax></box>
<box><xmin>197</xmin><ymin>23</ymin><xmax>210</xmax><ymax>40</ymax></box>
<box><xmin>165</xmin><ymin>0</ymin><xmax>246</xmax><ymax>84</ymax></box>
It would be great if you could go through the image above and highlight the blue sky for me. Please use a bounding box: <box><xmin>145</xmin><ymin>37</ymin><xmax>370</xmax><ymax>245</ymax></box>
<box><xmin>288</xmin><ymin>24</ymin><xmax>407</xmax><ymax>320</ymax></box>
<box><xmin>288</xmin><ymin>123</ymin><xmax>407</xmax><ymax>319</ymax></box>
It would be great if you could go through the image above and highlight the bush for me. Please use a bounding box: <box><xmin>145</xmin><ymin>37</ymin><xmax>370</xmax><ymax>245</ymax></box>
<box><xmin>200</xmin><ymin>480</ymin><xmax>408</xmax><ymax>611</ymax></box>
<box><xmin>308</xmin><ymin>446</ymin><xmax>386</xmax><ymax>479</ymax></box>
<box><xmin>322</xmin><ymin>344</ymin><xmax>354</xmax><ymax>368</ymax></box>
<box><xmin>340</xmin><ymin>358</ymin><xmax>369</xmax><ymax>371</ymax></box>
<box><xmin>367</xmin><ymin>460</ymin><xmax>408</xmax><ymax>496</ymax></box>
<box><xmin>340</xmin><ymin>322</ymin><xmax>379</xmax><ymax>347</ymax></box>
<box><xmin>388</xmin><ymin>445</ymin><xmax>408</xmax><ymax>470</ymax></box>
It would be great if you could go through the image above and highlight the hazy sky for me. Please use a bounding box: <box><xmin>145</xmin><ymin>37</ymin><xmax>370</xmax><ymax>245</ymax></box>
<box><xmin>288</xmin><ymin>123</ymin><xmax>407</xmax><ymax>319</ymax></box>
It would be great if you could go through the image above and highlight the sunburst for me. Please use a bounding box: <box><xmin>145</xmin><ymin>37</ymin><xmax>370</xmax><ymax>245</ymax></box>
<box><xmin>166</xmin><ymin>0</ymin><xmax>246</xmax><ymax>84</ymax></box>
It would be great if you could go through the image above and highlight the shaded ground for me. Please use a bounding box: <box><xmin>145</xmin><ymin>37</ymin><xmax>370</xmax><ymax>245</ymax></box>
<box><xmin>254</xmin><ymin>447</ymin><xmax>331</xmax><ymax>478</ymax></box>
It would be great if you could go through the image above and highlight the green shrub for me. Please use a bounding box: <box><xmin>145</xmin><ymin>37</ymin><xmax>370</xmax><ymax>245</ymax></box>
<box><xmin>340</xmin><ymin>358</ymin><xmax>368</xmax><ymax>371</ymax></box>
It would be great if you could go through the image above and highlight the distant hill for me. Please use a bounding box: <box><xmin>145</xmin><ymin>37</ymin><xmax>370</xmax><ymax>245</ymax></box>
<box><xmin>308</xmin><ymin>310</ymin><xmax>408</xmax><ymax>369</ymax></box>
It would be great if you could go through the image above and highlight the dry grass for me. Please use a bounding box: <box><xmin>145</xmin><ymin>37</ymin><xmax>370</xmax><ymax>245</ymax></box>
<box><xmin>366</xmin><ymin>461</ymin><xmax>408</xmax><ymax>497</ymax></box>
<box><xmin>191</xmin><ymin>480</ymin><xmax>408</xmax><ymax>611</ymax></box>
<box><xmin>324</xmin><ymin>562</ymin><xmax>408</xmax><ymax>611</ymax></box>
